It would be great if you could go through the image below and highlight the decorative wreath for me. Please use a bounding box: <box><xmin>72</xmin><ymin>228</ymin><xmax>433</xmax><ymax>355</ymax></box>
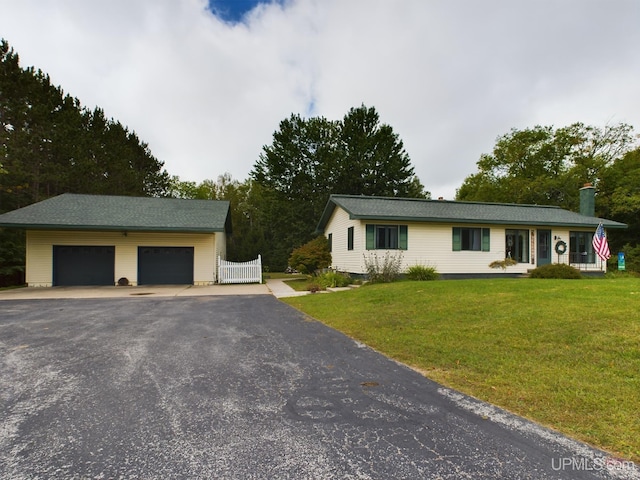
<box><xmin>554</xmin><ymin>240</ymin><xmax>567</xmax><ymax>255</ymax></box>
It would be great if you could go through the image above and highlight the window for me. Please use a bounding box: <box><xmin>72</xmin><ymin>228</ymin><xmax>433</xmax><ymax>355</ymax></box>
<box><xmin>452</xmin><ymin>227</ymin><xmax>490</xmax><ymax>251</ymax></box>
<box><xmin>377</xmin><ymin>225</ymin><xmax>397</xmax><ymax>249</ymax></box>
<box><xmin>505</xmin><ymin>229</ymin><xmax>529</xmax><ymax>262</ymax></box>
<box><xmin>366</xmin><ymin>224</ymin><xmax>408</xmax><ymax>250</ymax></box>
<box><xmin>327</xmin><ymin>233</ymin><xmax>332</xmax><ymax>252</ymax></box>
<box><xmin>347</xmin><ymin>227</ymin><xmax>354</xmax><ymax>251</ymax></box>
<box><xmin>569</xmin><ymin>231</ymin><xmax>595</xmax><ymax>263</ymax></box>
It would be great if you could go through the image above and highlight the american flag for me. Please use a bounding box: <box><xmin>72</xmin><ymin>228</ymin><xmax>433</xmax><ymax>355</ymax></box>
<box><xmin>592</xmin><ymin>223</ymin><xmax>611</xmax><ymax>261</ymax></box>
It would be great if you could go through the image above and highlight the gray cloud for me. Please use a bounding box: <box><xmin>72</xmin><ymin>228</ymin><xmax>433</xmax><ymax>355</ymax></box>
<box><xmin>1</xmin><ymin>0</ymin><xmax>639</xmax><ymax>199</ymax></box>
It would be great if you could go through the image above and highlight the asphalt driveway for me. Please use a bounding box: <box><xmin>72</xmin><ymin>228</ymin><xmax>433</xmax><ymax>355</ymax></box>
<box><xmin>1</xmin><ymin>295</ymin><xmax>637</xmax><ymax>479</ymax></box>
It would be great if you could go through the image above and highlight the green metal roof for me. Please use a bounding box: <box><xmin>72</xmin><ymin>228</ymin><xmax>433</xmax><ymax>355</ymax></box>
<box><xmin>0</xmin><ymin>193</ymin><xmax>231</xmax><ymax>233</ymax></box>
<box><xmin>317</xmin><ymin>195</ymin><xmax>627</xmax><ymax>232</ymax></box>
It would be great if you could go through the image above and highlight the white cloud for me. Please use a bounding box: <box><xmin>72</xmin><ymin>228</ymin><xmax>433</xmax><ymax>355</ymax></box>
<box><xmin>1</xmin><ymin>0</ymin><xmax>639</xmax><ymax>199</ymax></box>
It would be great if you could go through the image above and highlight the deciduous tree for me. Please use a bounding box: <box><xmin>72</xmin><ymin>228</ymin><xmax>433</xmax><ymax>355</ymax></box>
<box><xmin>457</xmin><ymin>123</ymin><xmax>636</xmax><ymax>212</ymax></box>
<box><xmin>457</xmin><ymin>122</ymin><xmax>639</xmax><ymax>271</ymax></box>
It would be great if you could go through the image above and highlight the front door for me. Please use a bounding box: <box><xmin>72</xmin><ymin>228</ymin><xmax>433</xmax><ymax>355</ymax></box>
<box><xmin>537</xmin><ymin>230</ymin><xmax>551</xmax><ymax>266</ymax></box>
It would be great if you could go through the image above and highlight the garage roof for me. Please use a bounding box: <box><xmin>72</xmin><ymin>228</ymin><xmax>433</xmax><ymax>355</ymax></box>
<box><xmin>0</xmin><ymin>194</ymin><xmax>231</xmax><ymax>233</ymax></box>
<box><xmin>317</xmin><ymin>195</ymin><xmax>627</xmax><ymax>231</ymax></box>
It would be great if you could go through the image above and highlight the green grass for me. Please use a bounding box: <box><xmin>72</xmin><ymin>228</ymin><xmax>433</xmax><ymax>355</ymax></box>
<box><xmin>283</xmin><ymin>276</ymin><xmax>314</xmax><ymax>291</ymax></box>
<box><xmin>263</xmin><ymin>272</ymin><xmax>303</xmax><ymax>279</ymax></box>
<box><xmin>283</xmin><ymin>278</ymin><xmax>640</xmax><ymax>462</ymax></box>
<box><xmin>0</xmin><ymin>284</ymin><xmax>26</xmax><ymax>291</ymax></box>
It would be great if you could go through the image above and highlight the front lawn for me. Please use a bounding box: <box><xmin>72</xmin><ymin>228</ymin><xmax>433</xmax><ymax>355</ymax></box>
<box><xmin>282</xmin><ymin>277</ymin><xmax>312</xmax><ymax>291</ymax></box>
<box><xmin>283</xmin><ymin>277</ymin><xmax>640</xmax><ymax>462</ymax></box>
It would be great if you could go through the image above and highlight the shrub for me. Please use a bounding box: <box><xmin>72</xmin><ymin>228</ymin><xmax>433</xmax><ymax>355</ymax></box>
<box><xmin>489</xmin><ymin>258</ymin><xmax>519</xmax><ymax>270</ymax></box>
<box><xmin>317</xmin><ymin>270</ymin><xmax>352</xmax><ymax>289</ymax></box>
<box><xmin>614</xmin><ymin>243</ymin><xmax>640</xmax><ymax>274</ymax></box>
<box><xmin>363</xmin><ymin>251</ymin><xmax>404</xmax><ymax>283</ymax></box>
<box><xmin>288</xmin><ymin>236</ymin><xmax>332</xmax><ymax>274</ymax></box>
<box><xmin>303</xmin><ymin>271</ymin><xmax>353</xmax><ymax>291</ymax></box>
<box><xmin>406</xmin><ymin>264</ymin><xmax>439</xmax><ymax>281</ymax></box>
<box><xmin>529</xmin><ymin>263</ymin><xmax>582</xmax><ymax>279</ymax></box>
<box><xmin>605</xmin><ymin>270</ymin><xmax>640</xmax><ymax>279</ymax></box>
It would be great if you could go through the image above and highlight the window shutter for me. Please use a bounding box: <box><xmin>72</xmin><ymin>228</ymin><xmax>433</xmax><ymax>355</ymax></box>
<box><xmin>482</xmin><ymin>228</ymin><xmax>490</xmax><ymax>252</ymax></box>
<box><xmin>399</xmin><ymin>225</ymin><xmax>408</xmax><ymax>250</ymax></box>
<box><xmin>452</xmin><ymin>227</ymin><xmax>461</xmax><ymax>251</ymax></box>
<box><xmin>366</xmin><ymin>224</ymin><xmax>375</xmax><ymax>250</ymax></box>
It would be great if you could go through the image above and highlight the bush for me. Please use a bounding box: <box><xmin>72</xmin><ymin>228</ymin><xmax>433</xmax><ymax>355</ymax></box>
<box><xmin>363</xmin><ymin>251</ymin><xmax>404</xmax><ymax>283</ymax></box>
<box><xmin>288</xmin><ymin>236</ymin><xmax>332</xmax><ymax>274</ymax></box>
<box><xmin>406</xmin><ymin>264</ymin><xmax>439</xmax><ymax>281</ymax></box>
<box><xmin>489</xmin><ymin>258</ymin><xmax>519</xmax><ymax>270</ymax></box>
<box><xmin>614</xmin><ymin>243</ymin><xmax>640</xmax><ymax>274</ymax></box>
<box><xmin>303</xmin><ymin>271</ymin><xmax>353</xmax><ymax>291</ymax></box>
<box><xmin>605</xmin><ymin>270</ymin><xmax>640</xmax><ymax>279</ymax></box>
<box><xmin>317</xmin><ymin>270</ymin><xmax>352</xmax><ymax>289</ymax></box>
<box><xmin>529</xmin><ymin>263</ymin><xmax>582</xmax><ymax>279</ymax></box>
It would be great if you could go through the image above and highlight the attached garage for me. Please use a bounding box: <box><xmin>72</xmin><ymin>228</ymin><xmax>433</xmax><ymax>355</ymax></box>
<box><xmin>138</xmin><ymin>246</ymin><xmax>194</xmax><ymax>285</ymax></box>
<box><xmin>0</xmin><ymin>194</ymin><xmax>231</xmax><ymax>287</ymax></box>
<box><xmin>53</xmin><ymin>245</ymin><xmax>115</xmax><ymax>286</ymax></box>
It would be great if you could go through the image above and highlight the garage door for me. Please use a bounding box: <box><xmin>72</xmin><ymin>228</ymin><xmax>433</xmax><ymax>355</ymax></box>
<box><xmin>138</xmin><ymin>247</ymin><xmax>194</xmax><ymax>285</ymax></box>
<box><xmin>53</xmin><ymin>246</ymin><xmax>115</xmax><ymax>286</ymax></box>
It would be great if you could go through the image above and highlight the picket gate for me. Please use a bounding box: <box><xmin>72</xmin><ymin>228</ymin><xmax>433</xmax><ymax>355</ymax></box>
<box><xmin>217</xmin><ymin>255</ymin><xmax>262</xmax><ymax>284</ymax></box>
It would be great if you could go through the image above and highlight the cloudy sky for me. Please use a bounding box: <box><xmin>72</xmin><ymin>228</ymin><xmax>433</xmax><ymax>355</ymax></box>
<box><xmin>1</xmin><ymin>0</ymin><xmax>639</xmax><ymax>199</ymax></box>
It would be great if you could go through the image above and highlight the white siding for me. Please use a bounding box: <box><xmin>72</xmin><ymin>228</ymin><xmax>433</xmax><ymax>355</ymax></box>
<box><xmin>548</xmin><ymin>228</ymin><xmax>607</xmax><ymax>272</ymax></box>
<box><xmin>324</xmin><ymin>207</ymin><xmax>363</xmax><ymax>273</ymax></box>
<box><xmin>26</xmin><ymin>230</ymin><xmax>220</xmax><ymax>286</ymax></box>
<box><xmin>323</xmin><ymin>206</ymin><xmax>605</xmax><ymax>275</ymax></box>
<box><xmin>400</xmin><ymin>223</ymin><xmax>510</xmax><ymax>274</ymax></box>
<box><xmin>214</xmin><ymin>230</ymin><xmax>227</xmax><ymax>282</ymax></box>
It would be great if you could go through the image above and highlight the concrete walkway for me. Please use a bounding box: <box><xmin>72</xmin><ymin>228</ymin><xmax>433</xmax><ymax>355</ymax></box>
<box><xmin>0</xmin><ymin>278</ymin><xmax>309</xmax><ymax>300</ymax></box>
<box><xmin>265</xmin><ymin>278</ymin><xmax>311</xmax><ymax>298</ymax></box>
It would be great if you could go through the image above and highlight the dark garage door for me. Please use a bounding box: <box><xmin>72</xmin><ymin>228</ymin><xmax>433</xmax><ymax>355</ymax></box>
<box><xmin>53</xmin><ymin>245</ymin><xmax>115</xmax><ymax>286</ymax></box>
<box><xmin>138</xmin><ymin>247</ymin><xmax>194</xmax><ymax>285</ymax></box>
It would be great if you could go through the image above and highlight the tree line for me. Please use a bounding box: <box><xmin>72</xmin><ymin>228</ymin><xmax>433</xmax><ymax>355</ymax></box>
<box><xmin>0</xmin><ymin>39</ymin><xmax>169</xmax><ymax>284</ymax></box>
<box><xmin>457</xmin><ymin>124</ymin><xmax>640</xmax><ymax>270</ymax></box>
<box><xmin>167</xmin><ymin>105</ymin><xmax>428</xmax><ymax>269</ymax></box>
<box><xmin>168</xmin><ymin>121</ymin><xmax>640</xmax><ymax>273</ymax></box>
<box><xmin>1</xmin><ymin>38</ymin><xmax>639</xmax><ymax>284</ymax></box>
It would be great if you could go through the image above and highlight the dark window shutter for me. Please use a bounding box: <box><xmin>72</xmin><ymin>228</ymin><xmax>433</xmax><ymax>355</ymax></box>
<box><xmin>482</xmin><ymin>228</ymin><xmax>490</xmax><ymax>252</ymax></box>
<box><xmin>452</xmin><ymin>227</ymin><xmax>461</xmax><ymax>251</ymax></box>
<box><xmin>366</xmin><ymin>224</ymin><xmax>375</xmax><ymax>250</ymax></box>
<box><xmin>399</xmin><ymin>225</ymin><xmax>408</xmax><ymax>250</ymax></box>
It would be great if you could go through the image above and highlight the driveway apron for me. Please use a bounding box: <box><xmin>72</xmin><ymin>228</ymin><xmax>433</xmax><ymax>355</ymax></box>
<box><xmin>0</xmin><ymin>296</ymin><xmax>636</xmax><ymax>479</ymax></box>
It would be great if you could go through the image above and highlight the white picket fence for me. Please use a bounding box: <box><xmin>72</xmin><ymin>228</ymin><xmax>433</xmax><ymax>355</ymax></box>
<box><xmin>217</xmin><ymin>255</ymin><xmax>262</xmax><ymax>284</ymax></box>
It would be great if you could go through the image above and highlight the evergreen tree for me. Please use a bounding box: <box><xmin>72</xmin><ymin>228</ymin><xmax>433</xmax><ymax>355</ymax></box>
<box><xmin>251</xmin><ymin>104</ymin><xmax>427</xmax><ymax>270</ymax></box>
<box><xmin>0</xmin><ymin>38</ymin><xmax>170</xmax><ymax>285</ymax></box>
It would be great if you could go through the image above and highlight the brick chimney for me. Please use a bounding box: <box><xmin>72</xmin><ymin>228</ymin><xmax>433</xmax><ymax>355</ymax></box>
<box><xmin>579</xmin><ymin>183</ymin><xmax>595</xmax><ymax>217</ymax></box>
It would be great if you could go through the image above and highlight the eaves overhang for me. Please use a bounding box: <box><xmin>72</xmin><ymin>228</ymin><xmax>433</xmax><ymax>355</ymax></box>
<box><xmin>0</xmin><ymin>223</ymin><xmax>224</xmax><ymax>233</ymax></box>
<box><xmin>343</xmin><ymin>213</ymin><xmax>627</xmax><ymax>229</ymax></box>
<box><xmin>316</xmin><ymin>194</ymin><xmax>628</xmax><ymax>232</ymax></box>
